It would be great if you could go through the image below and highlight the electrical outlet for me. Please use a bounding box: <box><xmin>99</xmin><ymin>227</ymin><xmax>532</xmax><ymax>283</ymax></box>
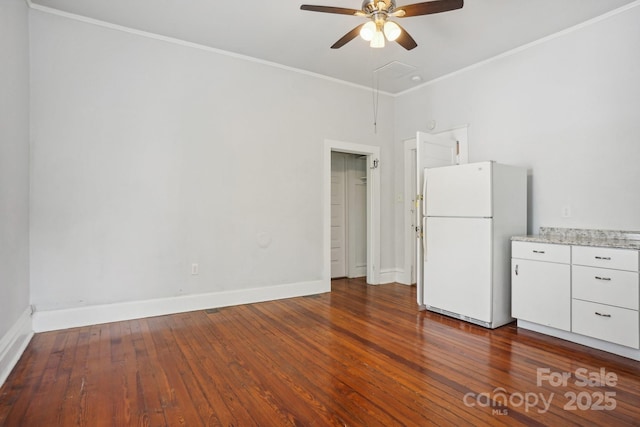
<box><xmin>191</xmin><ymin>263</ymin><xmax>199</xmax><ymax>275</ymax></box>
<box><xmin>562</xmin><ymin>205</ymin><xmax>571</xmax><ymax>218</ymax></box>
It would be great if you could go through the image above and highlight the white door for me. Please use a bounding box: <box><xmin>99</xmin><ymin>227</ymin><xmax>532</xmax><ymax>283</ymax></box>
<box><xmin>425</xmin><ymin>161</ymin><xmax>493</xmax><ymax>218</ymax></box>
<box><xmin>424</xmin><ymin>217</ymin><xmax>493</xmax><ymax>322</ymax></box>
<box><xmin>415</xmin><ymin>128</ymin><xmax>468</xmax><ymax>307</ymax></box>
<box><xmin>409</xmin><ymin>148</ymin><xmax>417</xmax><ymax>284</ymax></box>
<box><xmin>347</xmin><ymin>155</ymin><xmax>367</xmax><ymax>278</ymax></box>
<box><xmin>331</xmin><ymin>152</ymin><xmax>347</xmax><ymax>278</ymax></box>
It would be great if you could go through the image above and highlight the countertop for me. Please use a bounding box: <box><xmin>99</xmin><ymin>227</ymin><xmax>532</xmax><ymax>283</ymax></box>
<box><xmin>511</xmin><ymin>227</ymin><xmax>640</xmax><ymax>250</ymax></box>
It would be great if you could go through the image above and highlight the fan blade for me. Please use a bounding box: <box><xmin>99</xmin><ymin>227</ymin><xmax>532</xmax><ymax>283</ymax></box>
<box><xmin>331</xmin><ymin>24</ymin><xmax>365</xmax><ymax>49</ymax></box>
<box><xmin>300</xmin><ymin>5</ymin><xmax>362</xmax><ymax>15</ymax></box>
<box><xmin>395</xmin><ymin>24</ymin><xmax>418</xmax><ymax>50</ymax></box>
<box><xmin>396</xmin><ymin>0</ymin><xmax>463</xmax><ymax>17</ymax></box>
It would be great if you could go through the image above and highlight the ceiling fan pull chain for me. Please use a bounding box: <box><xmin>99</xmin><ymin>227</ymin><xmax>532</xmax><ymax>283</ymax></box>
<box><xmin>372</xmin><ymin>68</ymin><xmax>380</xmax><ymax>134</ymax></box>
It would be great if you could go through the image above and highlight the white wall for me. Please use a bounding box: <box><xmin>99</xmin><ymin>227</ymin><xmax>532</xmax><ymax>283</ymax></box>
<box><xmin>0</xmin><ymin>0</ymin><xmax>32</xmax><ymax>384</ymax></box>
<box><xmin>27</xmin><ymin>1</ymin><xmax>640</xmax><ymax>331</ymax></box>
<box><xmin>394</xmin><ymin>5</ymin><xmax>640</xmax><ymax>270</ymax></box>
<box><xmin>29</xmin><ymin>10</ymin><xmax>395</xmax><ymax>320</ymax></box>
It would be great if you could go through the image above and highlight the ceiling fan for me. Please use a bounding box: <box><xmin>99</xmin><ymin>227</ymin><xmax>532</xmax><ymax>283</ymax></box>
<box><xmin>300</xmin><ymin>0</ymin><xmax>463</xmax><ymax>50</ymax></box>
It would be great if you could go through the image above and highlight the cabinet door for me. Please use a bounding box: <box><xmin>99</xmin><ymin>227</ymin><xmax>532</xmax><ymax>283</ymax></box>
<box><xmin>512</xmin><ymin>259</ymin><xmax>571</xmax><ymax>331</ymax></box>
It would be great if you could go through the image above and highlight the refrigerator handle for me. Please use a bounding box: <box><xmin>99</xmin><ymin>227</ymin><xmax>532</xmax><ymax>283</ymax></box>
<box><xmin>422</xmin><ymin>217</ymin><xmax>427</xmax><ymax>256</ymax></box>
<box><xmin>422</xmin><ymin>174</ymin><xmax>428</xmax><ymax>217</ymax></box>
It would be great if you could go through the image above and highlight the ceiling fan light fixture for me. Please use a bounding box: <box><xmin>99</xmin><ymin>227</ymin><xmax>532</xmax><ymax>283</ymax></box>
<box><xmin>360</xmin><ymin>21</ymin><xmax>376</xmax><ymax>41</ymax></box>
<box><xmin>301</xmin><ymin>0</ymin><xmax>464</xmax><ymax>50</ymax></box>
<box><xmin>370</xmin><ymin>30</ymin><xmax>385</xmax><ymax>48</ymax></box>
<box><xmin>383</xmin><ymin>20</ymin><xmax>401</xmax><ymax>41</ymax></box>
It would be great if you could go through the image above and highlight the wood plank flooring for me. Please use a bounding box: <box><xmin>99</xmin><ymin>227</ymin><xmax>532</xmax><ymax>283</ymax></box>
<box><xmin>1</xmin><ymin>278</ymin><xmax>639</xmax><ymax>426</ymax></box>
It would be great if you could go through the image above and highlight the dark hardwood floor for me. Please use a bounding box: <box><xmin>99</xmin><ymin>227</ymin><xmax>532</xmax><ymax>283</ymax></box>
<box><xmin>1</xmin><ymin>278</ymin><xmax>639</xmax><ymax>426</ymax></box>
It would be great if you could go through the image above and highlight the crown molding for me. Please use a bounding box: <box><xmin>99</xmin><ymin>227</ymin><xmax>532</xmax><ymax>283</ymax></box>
<box><xmin>26</xmin><ymin>2</ymin><xmax>394</xmax><ymax>97</ymax></box>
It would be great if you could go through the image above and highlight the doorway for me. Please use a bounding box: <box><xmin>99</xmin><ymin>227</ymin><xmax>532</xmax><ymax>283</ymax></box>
<box><xmin>324</xmin><ymin>140</ymin><xmax>380</xmax><ymax>285</ymax></box>
<box><xmin>403</xmin><ymin>126</ymin><xmax>469</xmax><ymax>289</ymax></box>
<box><xmin>331</xmin><ymin>152</ymin><xmax>367</xmax><ymax>279</ymax></box>
<box><xmin>402</xmin><ymin>143</ymin><xmax>418</xmax><ymax>285</ymax></box>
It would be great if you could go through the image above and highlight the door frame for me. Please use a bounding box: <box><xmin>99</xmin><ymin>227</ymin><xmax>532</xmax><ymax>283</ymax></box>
<box><xmin>402</xmin><ymin>138</ymin><xmax>417</xmax><ymax>286</ymax></box>
<box><xmin>403</xmin><ymin>126</ymin><xmax>469</xmax><ymax>289</ymax></box>
<box><xmin>324</xmin><ymin>139</ymin><xmax>380</xmax><ymax>285</ymax></box>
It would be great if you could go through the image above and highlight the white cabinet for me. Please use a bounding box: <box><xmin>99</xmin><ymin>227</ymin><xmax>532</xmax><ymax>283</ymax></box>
<box><xmin>512</xmin><ymin>242</ymin><xmax>571</xmax><ymax>331</ymax></box>
<box><xmin>512</xmin><ymin>240</ymin><xmax>640</xmax><ymax>353</ymax></box>
<box><xmin>571</xmin><ymin>245</ymin><xmax>639</xmax><ymax>348</ymax></box>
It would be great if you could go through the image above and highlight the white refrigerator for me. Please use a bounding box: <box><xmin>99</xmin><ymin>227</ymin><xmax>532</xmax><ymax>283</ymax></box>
<box><xmin>420</xmin><ymin>161</ymin><xmax>527</xmax><ymax>329</ymax></box>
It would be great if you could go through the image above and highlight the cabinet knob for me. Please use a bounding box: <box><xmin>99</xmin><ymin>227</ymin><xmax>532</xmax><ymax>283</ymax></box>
<box><xmin>515</xmin><ymin>264</ymin><xmax>519</xmax><ymax>276</ymax></box>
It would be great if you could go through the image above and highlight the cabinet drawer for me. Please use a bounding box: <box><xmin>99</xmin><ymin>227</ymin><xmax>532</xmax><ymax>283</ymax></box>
<box><xmin>572</xmin><ymin>299</ymin><xmax>639</xmax><ymax>348</ymax></box>
<box><xmin>572</xmin><ymin>246</ymin><xmax>639</xmax><ymax>271</ymax></box>
<box><xmin>572</xmin><ymin>265</ymin><xmax>639</xmax><ymax>310</ymax></box>
<box><xmin>512</xmin><ymin>241</ymin><xmax>570</xmax><ymax>264</ymax></box>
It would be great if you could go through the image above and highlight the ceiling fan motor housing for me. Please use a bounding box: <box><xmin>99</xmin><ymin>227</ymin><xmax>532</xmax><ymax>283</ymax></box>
<box><xmin>362</xmin><ymin>0</ymin><xmax>396</xmax><ymax>15</ymax></box>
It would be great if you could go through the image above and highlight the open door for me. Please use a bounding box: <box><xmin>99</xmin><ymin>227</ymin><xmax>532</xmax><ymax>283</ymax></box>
<box><xmin>324</xmin><ymin>139</ymin><xmax>380</xmax><ymax>287</ymax></box>
<box><xmin>415</xmin><ymin>128</ymin><xmax>468</xmax><ymax>308</ymax></box>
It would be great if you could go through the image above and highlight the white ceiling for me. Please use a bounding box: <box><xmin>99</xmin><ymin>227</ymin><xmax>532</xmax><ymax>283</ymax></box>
<box><xmin>30</xmin><ymin>0</ymin><xmax>637</xmax><ymax>94</ymax></box>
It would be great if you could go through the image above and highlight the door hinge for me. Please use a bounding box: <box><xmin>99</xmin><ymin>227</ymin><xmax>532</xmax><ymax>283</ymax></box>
<box><xmin>370</xmin><ymin>158</ymin><xmax>379</xmax><ymax>169</ymax></box>
<box><xmin>415</xmin><ymin>225</ymin><xmax>423</xmax><ymax>239</ymax></box>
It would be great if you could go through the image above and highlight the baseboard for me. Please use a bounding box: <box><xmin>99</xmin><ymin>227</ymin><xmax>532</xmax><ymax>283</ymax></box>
<box><xmin>394</xmin><ymin>268</ymin><xmax>414</xmax><ymax>286</ymax></box>
<box><xmin>33</xmin><ymin>279</ymin><xmax>329</xmax><ymax>333</ymax></box>
<box><xmin>379</xmin><ymin>268</ymin><xmax>404</xmax><ymax>284</ymax></box>
<box><xmin>0</xmin><ymin>308</ymin><xmax>34</xmax><ymax>387</ymax></box>
<box><xmin>517</xmin><ymin>320</ymin><xmax>640</xmax><ymax>361</ymax></box>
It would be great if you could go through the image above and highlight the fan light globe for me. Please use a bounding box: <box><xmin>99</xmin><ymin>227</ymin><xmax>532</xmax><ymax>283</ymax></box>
<box><xmin>360</xmin><ymin>21</ymin><xmax>376</xmax><ymax>41</ymax></box>
<box><xmin>383</xmin><ymin>21</ymin><xmax>401</xmax><ymax>41</ymax></box>
<box><xmin>370</xmin><ymin>30</ymin><xmax>385</xmax><ymax>48</ymax></box>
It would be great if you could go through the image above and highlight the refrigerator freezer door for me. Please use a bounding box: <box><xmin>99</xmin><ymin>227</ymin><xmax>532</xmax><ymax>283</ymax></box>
<box><xmin>423</xmin><ymin>217</ymin><xmax>492</xmax><ymax>322</ymax></box>
<box><xmin>425</xmin><ymin>162</ymin><xmax>492</xmax><ymax>218</ymax></box>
